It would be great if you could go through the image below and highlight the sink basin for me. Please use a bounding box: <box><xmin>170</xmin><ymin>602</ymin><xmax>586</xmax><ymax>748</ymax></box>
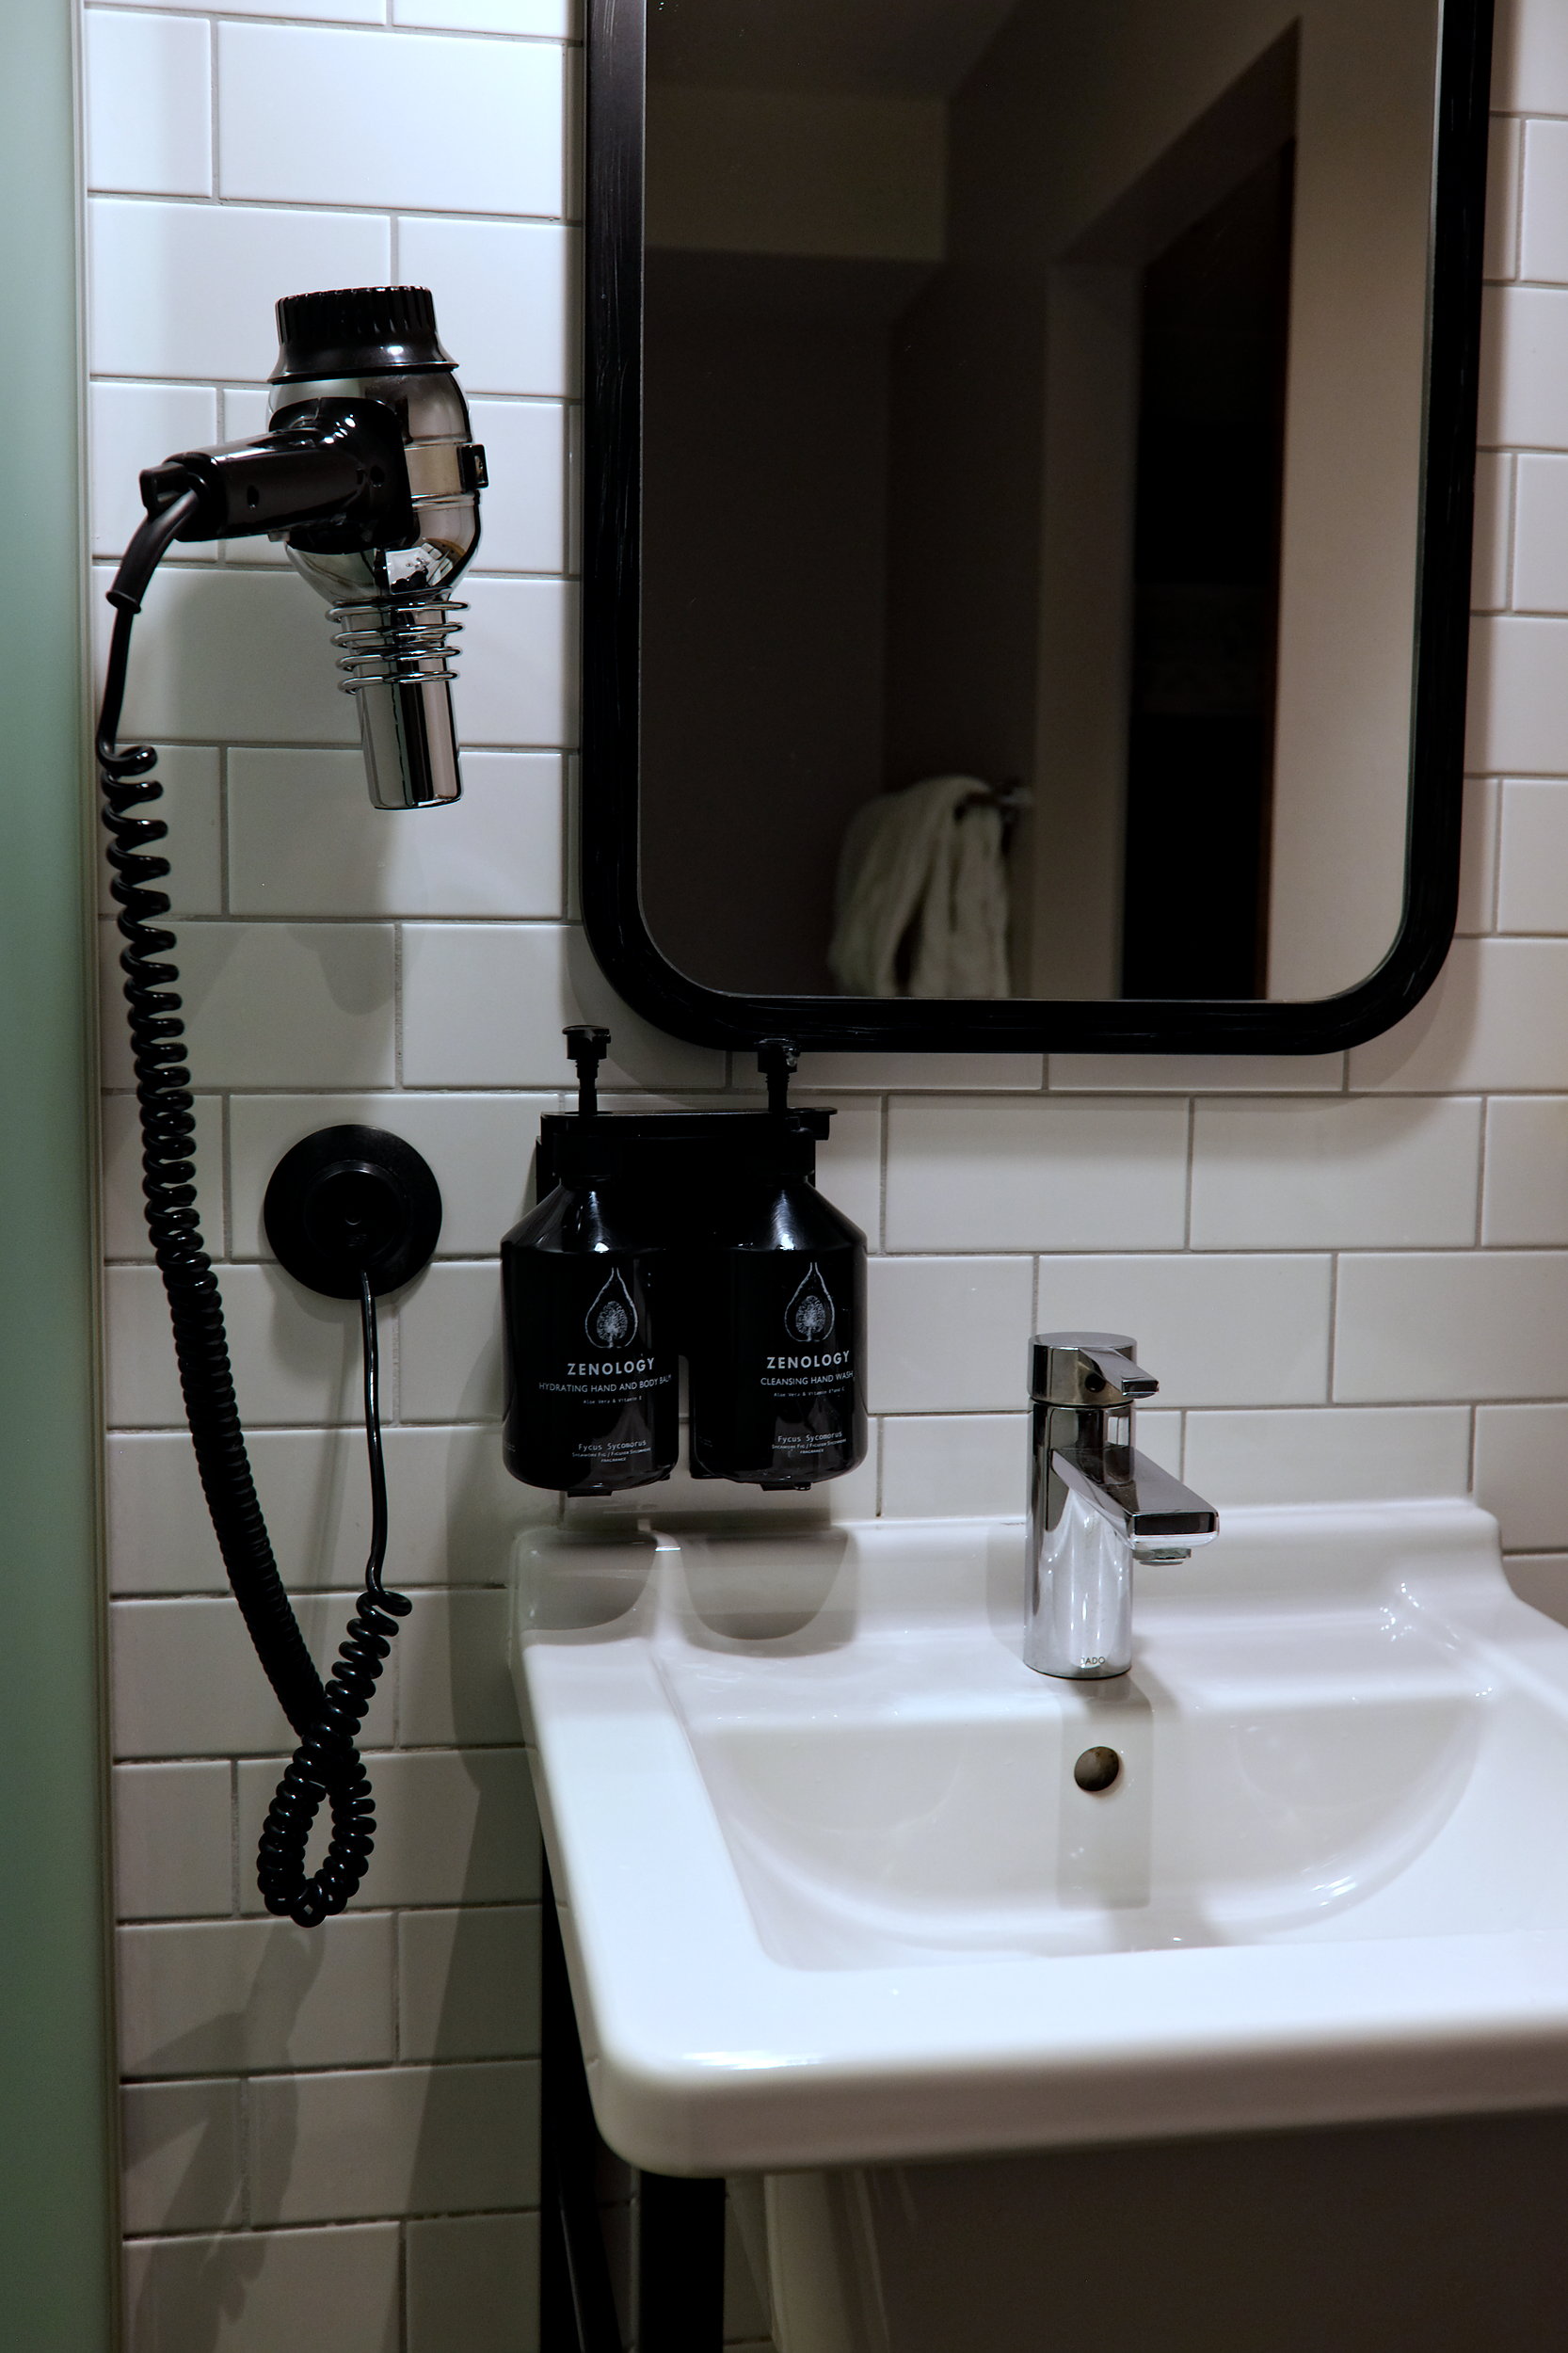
<box><xmin>514</xmin><ymin>1502</ymin><xmax>1568</xmax><ymax>2173</ymax></box>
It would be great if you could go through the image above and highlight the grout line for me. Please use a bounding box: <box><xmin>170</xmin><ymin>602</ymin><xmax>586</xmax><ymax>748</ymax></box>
<box><xmin>1475</xmin><ymin>1095</ymin><xmax>1489</xmax><ymax>1248</ymax></box>
<box><xmin>90</xmin><ymin>184</ymin><xmax>575</xmax><ymax>227</ymax></box>
<box><xmin>208</xmin><ymin>7</ymin><xmax>221</xmax><ymax>199</ymax></box>
<box><xmin>229</xmin><ymin>1755</ymin><xmax>241</xmax><ymax>1917</ymax></box>
<box><xmin>1182</xmin><ymin>1095</ymin><xmax>1195</xmax><ymax>1248</ymax></box>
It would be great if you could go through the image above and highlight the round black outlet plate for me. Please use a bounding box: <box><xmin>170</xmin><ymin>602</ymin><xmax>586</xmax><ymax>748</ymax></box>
<box><xmin>264</xmin><ymin>1125</ymin><xmax>443</xmax><ymax>1300</ymax></box>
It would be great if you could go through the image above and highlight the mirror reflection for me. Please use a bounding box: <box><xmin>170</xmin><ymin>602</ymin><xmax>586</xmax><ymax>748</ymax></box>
<box><xmin>637</xmin><ymin>1</ymin><xmax>1439</xmax><ymax>1003</ymax></box>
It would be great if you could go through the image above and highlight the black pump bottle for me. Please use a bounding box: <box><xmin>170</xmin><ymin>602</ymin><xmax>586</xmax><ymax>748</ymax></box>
<box><xmin>501</xmin><ymin>1030</ymin><xmax>678</xmax><ymax>1495</ymax></box>
<box><xmin>687</xmin><ymin>1048</ymin><xmax>868</xmax><ymax>1489</ymax></box>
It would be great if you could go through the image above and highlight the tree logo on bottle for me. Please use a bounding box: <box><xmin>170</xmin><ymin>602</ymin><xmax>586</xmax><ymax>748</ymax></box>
<box><xmin>784</xmin><ymin>1262</ymin><xmax>835</xmax><ymax>1344</ymax></box>
<box><xmin>585</xmin><ymin>1268</ymin><xmax>638</xmax><ymax>1352</ymax></box>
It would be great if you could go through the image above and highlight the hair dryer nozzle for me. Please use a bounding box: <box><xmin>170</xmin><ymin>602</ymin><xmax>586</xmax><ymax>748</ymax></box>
<box><xmin>334</xmin><ymin>597</ymin><xmax>465</xmax><ymax>809</ymax></box>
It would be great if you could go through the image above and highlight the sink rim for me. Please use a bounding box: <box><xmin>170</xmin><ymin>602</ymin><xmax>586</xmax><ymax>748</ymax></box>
<box><xmin>518</xmin><ymin>1498</ymin><xmax>1568</xmax><ymax>2175</ymax></box>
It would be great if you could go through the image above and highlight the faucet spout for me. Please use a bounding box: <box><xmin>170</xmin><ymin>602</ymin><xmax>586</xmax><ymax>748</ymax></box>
<box><xmin>1025</xmin><ymin>1332</ymin><xmax>1217</xmax><ymax>1679</ymax></box>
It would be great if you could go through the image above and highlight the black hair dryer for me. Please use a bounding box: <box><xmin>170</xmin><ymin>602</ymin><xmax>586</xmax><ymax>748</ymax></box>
<box><xmin>125</xmin><ymin>283</ymin><xmax>487</xmax><ymax>808</ymax></box>
<box><xmin>92</xmin><ymin>289</ymin><xmax>485</xmax><ymax>1926</ymax></box>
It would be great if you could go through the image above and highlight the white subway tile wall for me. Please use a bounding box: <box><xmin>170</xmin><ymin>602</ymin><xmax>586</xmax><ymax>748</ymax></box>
<box><xmin>83</xmin><ymin>3</ymin><xmax>1568</xmax><ymax>2346</ymax></box>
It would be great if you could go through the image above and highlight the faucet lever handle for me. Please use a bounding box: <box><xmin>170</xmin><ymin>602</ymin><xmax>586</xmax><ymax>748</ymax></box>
<box><xmin>1031</xmin><ymin>1331</ymin><xmax>1159</xmax><ymax>1407</ymax></box>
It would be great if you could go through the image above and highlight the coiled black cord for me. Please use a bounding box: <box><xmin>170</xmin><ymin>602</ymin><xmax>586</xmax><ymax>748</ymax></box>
<box><xmin>98</xmin><ymin>501</ymin><xmax>408</xmax><ymax>1928</ymax></box>
<box><xmin>256</xmin><ymin>1274</ymin><xmax>411</xmax><ymax>1927</ymax></box>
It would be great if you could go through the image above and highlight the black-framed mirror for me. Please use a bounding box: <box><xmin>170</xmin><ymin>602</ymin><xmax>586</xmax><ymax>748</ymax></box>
<box><xmin>582</xmin><ymin>0</ymin><xmax>1494</xmax><ymax>1056</ymax></box>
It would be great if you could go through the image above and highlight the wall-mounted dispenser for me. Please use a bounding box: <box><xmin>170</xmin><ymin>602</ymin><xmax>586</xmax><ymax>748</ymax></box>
<box><xmin>95</xmin><ymin>286</ymin><xmax>482</xmax><ymax>1924</ymax></box>
<box><xmin>503</xmin><ymin>1032</ymin><xmax>868</xmax><ymax>1497</ymax></box>
<box><xmin>502</xmin><ymin>1027</ymin><xmax>680</xmax><ymax>1495</ymax></box>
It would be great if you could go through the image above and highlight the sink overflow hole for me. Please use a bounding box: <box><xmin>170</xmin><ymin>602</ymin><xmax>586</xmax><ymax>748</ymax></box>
<box><xmin>1074</xmin><ymin>1745</ymin><xmax>1122</xmax><ymax>1794</ymax></box>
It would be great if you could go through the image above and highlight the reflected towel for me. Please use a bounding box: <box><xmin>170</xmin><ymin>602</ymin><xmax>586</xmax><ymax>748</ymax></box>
<box><xmin>827</xmin><ymin>775</ymin><xmax>1013</xmax><ymax>1000</ymax></box>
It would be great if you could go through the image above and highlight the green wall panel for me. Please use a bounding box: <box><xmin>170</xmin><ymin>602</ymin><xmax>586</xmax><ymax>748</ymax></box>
<box><xmin>0</xmin><ymin>0</ymin><xmax>119</xmax><ymax>2341</ymax></box>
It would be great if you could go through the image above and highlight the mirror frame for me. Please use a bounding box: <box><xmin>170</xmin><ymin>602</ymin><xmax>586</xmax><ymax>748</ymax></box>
<box><xmin>582</xmin><ymin>0</ymin><xmax>1495</xmax><ymax>1055</ymax></box>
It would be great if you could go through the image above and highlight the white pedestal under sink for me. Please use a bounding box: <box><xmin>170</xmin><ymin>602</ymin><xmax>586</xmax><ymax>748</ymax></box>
<box><xmin>513</xmin><ymin>1500</ymin><xmax>1568</xmax><ymax>2345</ymax></box>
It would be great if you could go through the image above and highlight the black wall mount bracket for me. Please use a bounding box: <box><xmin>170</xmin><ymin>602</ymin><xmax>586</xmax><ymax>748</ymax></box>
<box><xmin>264</xmin><ymin>1125</ymin><xmax>443</xmax><ymax>1300</ymax></box>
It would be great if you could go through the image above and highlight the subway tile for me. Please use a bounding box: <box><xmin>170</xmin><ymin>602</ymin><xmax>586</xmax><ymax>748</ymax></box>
<box><xmin>406</xmin><ymin>2212</ymin><xmax>541</xmax><ymax>2353</ymax></box>
<box><xmin>1188</xmin><ymin>1097</ymin><xmax>1481</xmax><ymax>1250</ymax></box>
<box><xmin>401</xmin><ymin>921</ymin><xmax>725</xmax><ymax>1089</ymax></box>
<box><xmin>1495</xmin><ymin>0</ymin><xmax>1568</xmax><ymax>114</ymax></box>
<box><xmin>105</xmin><ymin>1262</ymin><xmax>373</xmax><ymax>1430</ymax></box>
<box><xmin>1472</xmin><ymin>451</ymin><xmax>1512</xmax><ymax>613</ymax></box>
<box><xmin>812</xmin><ymin>1096</ymin><xmax>883</xmax><ymax>1246</ymax></box>
<box><xmin>218</xmin><ymin>24</ymin><xmax>563</xmax><ymax>217</ymax></box>
<box><xmin>1483</xmin><ymin>1096</ymin><xmax>1568</xmax><ymax>1243</ymax></box>
<box><xmin>229</xmin><ymin>1093</ymin><xmax>550</xmax><ymax>1257</ymax></box>
<box><xmin>124</xmin><ymin>2226</ymin><xmax>400</xmax><ymax>2353</ymax></box>
<box><xmin>102</xmin><ymin>1093</ymin><xmax>224</xmax><ymax>1261</ymax></box>
<box><xmin>99</xmin><ymin>920</ymin><xmax>394</xmax><ymax>1093</ymax></box>
<box><xmin>1488</xmin><ymin>114</ymin><xmax>1523</xmax><ymax>282</ymax></box>
<box><xmin>89</xmin><ymin>382</ymin><xmax>217</xmax><ymax>560</ymax></box>
<box><xmin>108</xmin><ymin>1436</ymin><xmax>232</xmax><ymax>1597</ymax></box>
<box><xmin>1522</xmin><ymin>120</ymin><xmax>1568</xmax><ymax>287</ymax></box>
<box><xmin>1336</xmin><ymin>1253</ymin><xmax>1568</xmax><ymax>1401</ymax></box>
<box><xmin>797</xmin><ymin>1052</ymin><xmax>1043</xmax><ymax>1091</ymax></box>
<box><xmin>228</xmin><ymin>749</ymin><xmax>564</xmax><ymax>919</ymax></box>
<box><xmin>468</xmin><ymin>399</ymin><xmax>568</xmax><ymax>572</ymax></box>
<box><xmin>95</xmin><ymin>742</ymin><xmax>223</xmax><ymax>916</ymax></box>
<box><xmin>114</xmin><ymin>1762</ymin><xmax>233</xmax><ymax>1920</ymax></box>
<box><xmin>1498</xmin><ymin>780</ymin><xmax>1568</xmax><ymax>930</ymax></box>
<box><xmin>460</xmin><ymin>576</ymin><xmax>579</xmax><ymax>746</ymax></box>
<box><xmin>238</xmin><ymin>1747</ymin><xmax>540</xmax><ymax>1911</ymax></box>
<box><xmin>112</xmin><ymin>1593</ymin><xmax>395</xmax><ymax>1757</ymax></box>
<box><xmin>1512</xmin><ymin>455</ymin><xmax>1568</xmax><ymax>611</ymax></box>
<box><xmin>1129</xmin><ymin>1410</ymin><xmax>1183</xmax><ymax>1477</ymax></box>
<box><xmin>90</xmin><ymin>198</ymin><xmax>389</xmax><ymax>381</ymax></box>
<box><xmin>119</xmin><ymin>1914</ymin><xmax>395</xmax><ymax>2077</ymax></box>
<box><xmin>1183</xmin><ymin>1408</ymin><xmax>1472</xmax><ymax>1511</ymax></box>
<box><xmin>1504</xmin><ymin>1554</ymin><xmax>1568</xmax><ymax>1626</ymax></box>
<box><xmin>396</xmin><ymin>216</ymin><xmax>574</xmax><ymax>397</ymax></box>
<box><xmin>108</xmin><ymin>1425</ymin><xmax>544</xmax><ymax>1595</ymax></box>
<box><xmin>1466</xmin><ymin>615</ymin><xmax>1568</xmax><ymax>773</ymax></box>
<box><xmin>248</xmin><ymin>2059</ymin><xmax>539</xmax><ymax>2223</ymax></box>
<box><xmin>95</xmin><ymin>0</ymin><xmax>385</xmax><ymax>14</ymax></box>
<box><xmin>1348</xmin><ymin>939</ymin><xmax>1568</xmax><ymax>1093</ymax></box>
<box><xmin>398</xmin><ymin>1588</ymin><xmax>524</xmax><ymax>1745</ymax></box>
<box><xmin>885</xmin><ymin>1096</ymin><xmax>1189</xmax><ymax>1254</ymax></box>
<box><xmin>398</xmin><ymin>1262</ymin><xmax>504</xmax><ymax>1423</ymax></box>
<box><xmin>1476</xmin><ymin>1403</ymin><xmax>1568</xmax><ymax>1549</ymax></box>
<box><xmin>86</xmin><ymin>12</ymin><xmax>212</xmax><ymax>198</ymax></box>
<box><xmin>398</xmin><ymin>1905</ymin><xmax>540</xmax><ymax>2060</ymax></box>
<box><xmin>1457</xmin><ymin>776</ymin><xmax>1500</xmax><ymax>936</ymax></box>
<box><xmin>879</xmin><ymin>1415</ymin><xmax>1029</xmax><ymax>1519</ymax></box>
<box><xmin>1480</xmin><ymin>286</ymin><xmax>1568</xmax><ymax>450</ymax></box>
<box><xmin>121</xmin><ymin>2079</ymin><xmax>243</xmax><ymax>2235</ymax></box>
<box><xmin>395</xmin><ymin>0</ymin><xmax>569</xmax><ymax>27</ymax></box>
<box><xmin>1048</xmin><ymin>1053</ymin><xmax>1344</xmax><ymax>1093</ymax></box>
<box><xmin>864</xmin><ymin>1258</ymin><xmax>1034</xmax><ymax>1414</ymax></box>
<box><xmin>1033</xmin><ymin>1256</ymin><xmax>1332</xmax><ymax>1408</ymax></box>
<box><xmin>91</xmin><ymin>563</ymin><xmax>357</xmax><ymax>745</ymax></box>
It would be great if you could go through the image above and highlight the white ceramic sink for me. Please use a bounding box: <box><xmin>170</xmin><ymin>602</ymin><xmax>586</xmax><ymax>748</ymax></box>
<box><xmin>514</xmin><ymin>1501</ymin><xmax>1568</xmax><ymax>2173</ymax></box>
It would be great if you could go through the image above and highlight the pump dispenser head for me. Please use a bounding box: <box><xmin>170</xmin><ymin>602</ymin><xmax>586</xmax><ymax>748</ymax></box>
<box><xmin>565</xmin><ymin>1025</ymin><xmax>612</xmax><ymax>1117</ymax></box>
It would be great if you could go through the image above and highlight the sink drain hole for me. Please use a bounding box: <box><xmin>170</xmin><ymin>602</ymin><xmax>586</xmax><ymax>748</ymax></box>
<box><xmin>1074</xmin><ymin>1745</ymin><xmax>1122</xmax><ymax>1793</ymax></box>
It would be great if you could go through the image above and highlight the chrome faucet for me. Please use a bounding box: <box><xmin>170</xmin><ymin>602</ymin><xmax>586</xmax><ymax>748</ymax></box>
<box><xmin>1026</xmin><ymin>1332</ymin><xmax>1218</xmax><ymax>1679</ymax></box>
